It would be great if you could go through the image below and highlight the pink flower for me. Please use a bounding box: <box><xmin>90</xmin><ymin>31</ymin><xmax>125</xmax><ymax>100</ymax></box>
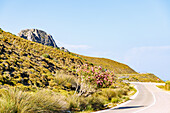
<box><xmin>77</xmin><ymin>69</ymin><xmax>80</xmax><ymax>72</ymax></box>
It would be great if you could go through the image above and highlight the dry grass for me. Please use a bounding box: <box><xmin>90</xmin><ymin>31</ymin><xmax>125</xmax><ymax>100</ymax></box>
<box><xmin>0</xmin><ymin>88</ymin><xmax>68</xmax><ymax>113</ymax></box>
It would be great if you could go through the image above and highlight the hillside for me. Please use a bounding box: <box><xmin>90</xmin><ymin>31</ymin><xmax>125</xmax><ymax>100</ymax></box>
<box><xmin>116</xmin><ymin>73</ymin><xmax>164</xmax><ymax>82</ymax></box>
<box><xmin>0</xmin><ymin>28</ymin><xmax>164</xmax><ymax>112</ymax></box>
<box><xmin>79</xmin><ymin>55</ymin><xmax>137</xmax><ymax>74</ymax></box>
<box><xmin>78</xmin><ymin>55</ymin><xmax>163</xmax><ymax>83</ymax></box>
<box><xmin>0</xmin><ymin>28</ymin><xmax>90</xmax><ymax>88</ymax></box>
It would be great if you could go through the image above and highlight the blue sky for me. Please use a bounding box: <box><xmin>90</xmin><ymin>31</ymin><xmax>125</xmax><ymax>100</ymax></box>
<box><xmin>0</xmin><ymin>0</ymin><xmax>170</xmax><ymax>80</ymax></box>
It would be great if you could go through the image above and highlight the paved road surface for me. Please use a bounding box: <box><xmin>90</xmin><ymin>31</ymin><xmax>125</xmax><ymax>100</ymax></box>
<box><xmin>95</xmin><ymin>82</ymin><xmax>170</xmax><ymax>113</ymax></box>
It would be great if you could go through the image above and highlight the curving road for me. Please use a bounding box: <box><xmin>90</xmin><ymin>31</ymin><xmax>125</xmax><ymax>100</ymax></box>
<box><xmin>95</xmin><ymin>82</ymin><xmax>170</xmax><ymax>113</ymax></box>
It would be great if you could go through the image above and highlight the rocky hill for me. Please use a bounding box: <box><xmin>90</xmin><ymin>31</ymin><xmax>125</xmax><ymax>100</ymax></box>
<box><xmin>17</xmin><ymin>29</ymin><xmax>138</xmax><ymax>75</ymax></box>
<box><xmin>18</xmin><ymin>29</ymin><xmax>58</xmax><ymax>48</ymax></box>
<box><xmin>0</xmin><ymin>28</ymin><xmax>88</xmax><ymax>88</ymax></box>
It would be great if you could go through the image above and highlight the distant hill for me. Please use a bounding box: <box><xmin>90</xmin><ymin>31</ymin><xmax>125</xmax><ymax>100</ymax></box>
<box><xmin>116</xmin><ymin>73</ymin><xmax>164</xmax><ymax>82</ymax></box>
<box><xmin>79</xmin><ymin>55</ymin><xmax>137</xmax><ymax>74</ymax></box>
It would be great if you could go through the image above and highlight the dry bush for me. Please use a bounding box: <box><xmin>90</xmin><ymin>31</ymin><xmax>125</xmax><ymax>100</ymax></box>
<box><xmin>101</xmin><ymin>88</ymin><xmax>117</xmax><ymax>100</ymax></box>
<box><xmin>0</xmin><ymin>88</ymin><xmax>68</xmax><ymax>113</ymax></box>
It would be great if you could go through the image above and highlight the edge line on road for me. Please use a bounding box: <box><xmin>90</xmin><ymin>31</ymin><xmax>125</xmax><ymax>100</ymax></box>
<box><xmin>133</xmin><ymin>84</ymin><xmax>156</xmax><ymax>113</ymax></box>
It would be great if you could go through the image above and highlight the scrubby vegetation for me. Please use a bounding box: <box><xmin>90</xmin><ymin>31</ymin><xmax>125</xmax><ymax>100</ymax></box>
<box><xmin>165</xmin><ymin>81</ymin><xmax>170</xmax><ymax>90</ymax></box>
<box><xmin>116</xmin><ymin>73</ymin><xmax>164</xmax><ymax>83</ymax></box>
<box><xmin>0</xmin><ymin>88</ymin><xmax>68</xmax><ymax>113</ymax></box>
<box><xmin>78</xmin><ymin>55</ymin><xmax>163</xmax><ymax>83</ymax></box>
<box><xmin>0</xmin><ymin>28</ymin><xmax>159</xmax><ymax>112</ymax></box>
<box><xmin>157</xmin><ymin>81</ymin><xmax>170</xmax><ymax>91</ymax></box>
<box><xmin>78</xmin><ymin>55</ymin><xmax>137</xmax><ymax>74</ymax></box>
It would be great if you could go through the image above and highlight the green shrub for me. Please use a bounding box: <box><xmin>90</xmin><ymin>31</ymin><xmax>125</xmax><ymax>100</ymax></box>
<box><xmin>111</xmin><ymin>98</ymin><xmax>120</xmax><ymax>103</ymax></box>
<box><xmin>42</xmin><ymin>54</ymin><xmax>50</xmax><ymax>58</ymax></box>
<box><xmin>0</xmin><ymin>28</ymin><xmax>3</xmax><ymax>34</ymax></box>
<box><xmin>165</xmin><ymin>81</ymin><xmax>170</xmax><ymax>90</ymax></box>
<box><xmin>122</xmin><ymin>96</ymin><xmax>129</xmax><ymax>101</ymax></box>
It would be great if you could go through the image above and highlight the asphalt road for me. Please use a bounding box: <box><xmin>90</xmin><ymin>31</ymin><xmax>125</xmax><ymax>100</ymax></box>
<box><xmin>95</xmin><ymin>82</ymin><xmax>170</xmax><ymax>113</ymax></box>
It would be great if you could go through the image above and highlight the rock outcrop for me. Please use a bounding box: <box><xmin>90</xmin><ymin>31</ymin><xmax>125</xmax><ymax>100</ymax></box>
<box><xmin>60</xmin><ymin>47</ymin><xmax>69</xmax><ymax>52</ymax></box>
<box><xmin>18</xmin><ymin>29</ymin><xmax>58</xmax><ymax>48</ymax></box>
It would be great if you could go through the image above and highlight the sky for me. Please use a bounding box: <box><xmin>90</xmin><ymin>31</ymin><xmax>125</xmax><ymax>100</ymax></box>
<box><xmin>0</xmin><ymin>0</ymin><xmax>170</xmax><ymax>80</ymax></box>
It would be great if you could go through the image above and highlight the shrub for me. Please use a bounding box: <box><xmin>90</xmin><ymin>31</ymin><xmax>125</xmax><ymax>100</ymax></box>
<box><xmin>86</xmin><ymin>96</ymin><xmax>105</xmax><ymax>110</ymax></box>
<box><xmin>0</xmin><ymin>28</ymin><xmax>3</xmax><ymax>34</ymax></box>
<box><xmin>54</xmin><ymin>72</ymin><xmax>77</xmax><ymax>89</ymax></box>
<box><xmin>77</xmin><ymin>64</ymin><xmax>115</xmax><ymax>88</ymax></box>
<box><xmin>111</xmin><ymin>98</ymin><xmax>120</xmax><ymax>103</ymax></box>
<box><xmin>0</xmin><ymin>88</ymin><xmax>68</xmax><ymax>113</ymax></box>
<box><xmin>66</xmin><ymin>95</ymin><xmax>79</xmax><ymax>111</ymax></box>
<box><xmin>42</xmin><ymin>54</ymin><xmax>50</xmax><ymax>58</ymax></box>
<box><xmin>165</xmin><ymin>81</ymin><xmax>170</xmax><ymax>90</ymax></box>
<box><xmin>101</xmin><ymin>88</ymin><xmax>117</xmax><ymax>100</ymax></box>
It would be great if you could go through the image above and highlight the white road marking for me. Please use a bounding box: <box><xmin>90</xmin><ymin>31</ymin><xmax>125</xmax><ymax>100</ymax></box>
<box><xmin>133</xmin><ymin>84</ymin><xmax>156</xmax><ymax>113</ymax></box>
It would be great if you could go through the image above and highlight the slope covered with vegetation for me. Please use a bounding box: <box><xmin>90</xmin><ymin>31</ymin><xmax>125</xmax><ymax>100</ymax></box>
<box><xmin>79</xmin><ymin>55</ymin><xmax>137</xmax><ymax>74</ymax></box>
<box><xmin>0</xmin><ymin>28</ymin><xmax>89</xmax><ymax>88</ymax></box>
<box><xmin>116</xmin><ymin>73</ymin><xmax>164</xmax><ymax>83</ymax></box>
<box><xmin>0</xmin><ymin>28</ymin><xmax>136</xmax><ymax>112</ymax></box>
<box><xmin>78</xmin><ymin>55</ymin><xmax>164</xmax><ymax>83</ymax></box>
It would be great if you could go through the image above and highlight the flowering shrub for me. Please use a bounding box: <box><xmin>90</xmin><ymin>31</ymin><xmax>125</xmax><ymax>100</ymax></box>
<box><xmin>76</xmin><ymin>64</ymin><xmax>115</xmax><ymax>88</ymax></box>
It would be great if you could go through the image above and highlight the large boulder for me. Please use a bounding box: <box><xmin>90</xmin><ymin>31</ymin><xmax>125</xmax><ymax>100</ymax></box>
<box><xmin>18</xmin><ymin>29</ymin><xmax>58</xmax><ymax>48</ymax></box>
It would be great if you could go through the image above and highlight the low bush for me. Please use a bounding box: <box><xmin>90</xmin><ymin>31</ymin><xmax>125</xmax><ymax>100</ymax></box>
<box><xmin>66</xmin><ymin>95</ymin><xmax>79</xmax><ymax>111</ymax></box>
<box><xmin>165</xmin><ymin>81</ymin><xmax>170</xmax><ymax>90</ymax></box>
<box><xmin>111</xmin><ymin>98</ymin><xmax>120</xmax><ymax>103</ymax></box>
<box><xmin>0</xmin><ymin>88</ymin><xmax>68</xmax><ymax>113</ymax></box>
<box><xmin>86</xmin><ymin>96</ymin><xmax>105</xmax><ymax>110</ymax></box>
<box><xmin>54</xmin><ymin>72</ymin><xmax>77</xmax><ymax>89</ymax></box>
<box><xmin>42</xmin><ymin>54</ymin><xmax>50</xmax><ymax>58</ymax></box>
<box><xmin>101</xmin><ymin>88</ymin><xmax>117</xmax><ymax>100</ymax></box>
<box><xmin>77</xmin><ymin>64</ymin><xmax>115</xmax><ymax>88</ymax></box>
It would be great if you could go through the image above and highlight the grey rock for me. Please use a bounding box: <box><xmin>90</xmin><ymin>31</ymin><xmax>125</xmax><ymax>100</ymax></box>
<box><xmin>60</xmin><ymin>47</ymin><xmax>69</xmax><ymax>52</ymax></box>
<box><xmin>18</xmin><ymin>29</ymin><xmax>58</xmax><ymax>48</ymax></box>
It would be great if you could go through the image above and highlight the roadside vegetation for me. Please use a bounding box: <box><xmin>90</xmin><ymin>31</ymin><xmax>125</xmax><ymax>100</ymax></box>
<box><xmin>116</xmin><ymin>73</ymin><xmax>164</xmax><ymax>83</ymax></box>
<box><xmin>157</xmin><ymin>81</ymin><xmax>170</xmax><ymax>91</ymax></box>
